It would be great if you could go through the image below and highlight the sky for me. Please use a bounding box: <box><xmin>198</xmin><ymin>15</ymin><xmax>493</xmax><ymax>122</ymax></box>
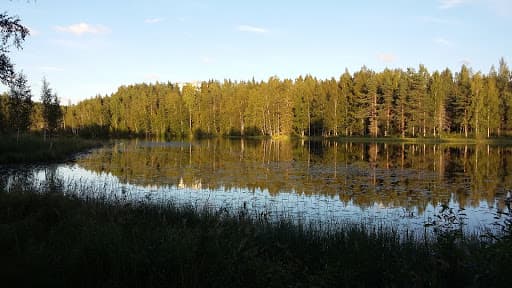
<box><xmin>1</xmin><ymin>0</ymin><xmax>511</xmax><ymax>103</ymax></box>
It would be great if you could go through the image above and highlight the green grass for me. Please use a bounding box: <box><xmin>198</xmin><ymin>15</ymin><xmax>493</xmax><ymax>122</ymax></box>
<box><xmin>0</xmin><ymin>186</ymin><xmax>511</xmax><ymax>288</ymax></box>
<box><xmin>0</xmin><ymin>134</ymin><xmax>104</xmax><ymax>164</ymax></box>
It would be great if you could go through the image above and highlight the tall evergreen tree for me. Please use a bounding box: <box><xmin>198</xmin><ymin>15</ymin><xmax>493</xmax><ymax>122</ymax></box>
<box><xmin>440</xmin><ymin>69</ymin><xmax>454</xmax><ymax>133</ymax></box>
<box><xmin>292</xmin><ymin>76</ymin><xmax>308</xmax><ymax>137</ymax></box>
<box><xmin>497</xmin><ymin>57</ymin><xmax>512</xmax><ymax>135</ymax></box>
<box><xmin>367</xmin><ymin>74</ymin><xmax>379</xmax><ymax>137</ymax></box>
<box><xmin>7</xmin><ymin>72</ymin><xmax>32</xmax><ymax>139</ymax></box>
<box><xmin>429</xmin><ymin>71</ymin><xmax>444</xmax><ymax>137</ymax></box>
<box><xmin>182</xmin><ymin>83</ymin><xmax>198</xmax><ymax>136</ymax></box>
<box><xmin>41</xmin><ymin>78</ymin><xmax>63</xmax><ymax>138</ymax></box>
<box><xmin>378</xmin><ymin>69</ymin><xmax>397</xmax><ymax>136</ymax></box>
<box><xmin>338</xmin><ymin>70</ymin><xmax>354</xmax><ymax>135</ymax></box>
<box><xmin>452</xmin><ymin>65</ymin><xmax>472</xmax><ymax>136</ymax></box>
<box><xmin>470</xmin><ymin>72</ymin><xmax>485</xmax><ymax>138</ymax></box>
<box><xmin>352</xmin><ymin>67</ymin><xmax>373</xmax><ymax>136</ymax></box>
<box><xmin>486</xmin><ymin>67</ymin><xmax>500</xmax><ymax>137</ymax></box>
<box><xmin>407</xmin><ymin>66</ymin><xmax>429</xmax><ymax>137</ymax></box>
<box><xmin>323</xmin><ymin>78</ymin><xmax>341</xmax><ymax>136</ymax></box>
<box><xmin>396</xmin><ymin>71</ymin><xmax>410</xmax><ymax>137</ymax></box>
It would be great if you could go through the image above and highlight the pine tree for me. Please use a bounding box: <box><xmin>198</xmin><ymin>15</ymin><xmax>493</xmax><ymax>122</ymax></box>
<box><xmin>367</xmin><ymin>74</ymin><xmax>379</xmax><ymax>137</ymax></box>
<box><xmin>7</xmin><ymin>72</ymin><xmax>32</xmax><ymax>140</ymax></box>
<box><xmin>182</xmin><ymin>83</ymin><xmax>198</xmax><ymax>136</ymax></box>
<box><xmin>486</xmin><ymin>67</ymin><xmax>500</xmax><ymax>137</ymax></box>
<box><xmin>407</xmin><ymin>66</ymin><xmax>429</xmax><ymax>137</ymax></box>
<box><xmin>396</xmin><ymin>71</ymin><xmax>409</xmax><ymax>137</ymax></box>
<box><xmin>338</xmin><ymin>70</ymin><xmax>354</xmax><ymax>136</ymax></box>
<box><xmin>440</xmin><ymin>69</ymin><xmax>454</xmax><ymax>133</ymax></box>
<box><xmin>429</xmin><ymin>71</ymin><xmax>442</xmax><ymax>137</ymax></box>
<box><xmin>41</xmin><ymin>78</ymin><xmax>63</xmax><ymax>139</ymax></box>
<box><xmin>453</xmin><ymin>65</ymin><xmax>472</xmax><ymax>137</ymax></box>
<box><xmin>308</xmin><ymin>76</ymin><xmax>325</xmax><ymax>136</ymax></box>
<box><xmin>292</xmin><ymin>76</ymin><xmax>308</xmax><ymax>137</ymax></box>
<box><xmin>470</xmin><ymin>72</ymin><xmax>485</xmax><ymax>138</ymax></box>
<box><xmin>378</xmin><ymin>69</ymin><xmax>397</xmax><ymax>136</ymax></box>
<box><xmin>497</xmin><ymin>58</ymin><xmax>512</xmax><ymax>135</ymax></box>
<box><xmin>323</xmin><ymin>78</ymin><xmax>341</xmax><ymax>136</ymax></box>
<box><xmin>352</xmin><ymin>67</ymin><xmax>373</xmax><ymax>136</ymax></box>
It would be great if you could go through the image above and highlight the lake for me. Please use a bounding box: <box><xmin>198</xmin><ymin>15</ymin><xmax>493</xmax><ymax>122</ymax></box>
<box><xmin>2</xmin><ymin>138</ymin><xmax>511</xmax><ymax>235</ymax></box>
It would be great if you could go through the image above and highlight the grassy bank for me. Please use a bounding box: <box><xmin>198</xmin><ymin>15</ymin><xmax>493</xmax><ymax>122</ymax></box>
<box><xmin>329</xmin><ymin>135</ymin><xmax>512</xmax><ymax>145</ymax></box>
<box><xmin>0</xmin><ymin>134</ymin><xmax>104</xmax><ymax>164</ymax></box>
<box><xmin>0</xmin><ymin>188</ymin><xmax>511</xmax><ymax>288</ymax></box>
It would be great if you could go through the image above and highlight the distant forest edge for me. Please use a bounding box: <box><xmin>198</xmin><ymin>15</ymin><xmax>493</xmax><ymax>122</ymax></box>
<box><xmin>2</xmin><ymin>58</ymin><xmax>512</xmax><ymax>139</ymax></box>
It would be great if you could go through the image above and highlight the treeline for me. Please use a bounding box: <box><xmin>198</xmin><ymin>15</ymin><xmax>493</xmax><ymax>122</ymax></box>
<box><xmin>0</xmin><ymin>76</ymin><xmax>63</xmax><ymax>138</ymax></box>
<box><xmin>62</xmin><ymin>58</ymin><xmax>512</xmax><ymax>139</ymax></box>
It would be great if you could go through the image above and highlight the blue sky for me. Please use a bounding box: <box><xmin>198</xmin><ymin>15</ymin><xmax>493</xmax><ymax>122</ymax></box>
<box><xmin>1</xmin><ymin>0</ymin><xmax>511</xmax><ymax>103</ymax></box>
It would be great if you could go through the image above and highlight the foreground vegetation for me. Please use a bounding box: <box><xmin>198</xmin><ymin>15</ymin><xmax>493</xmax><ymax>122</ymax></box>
<box><xmin>0</xmin><ymin>186</ymin><xmax>511</xmax><ymax>288</ymax></box>
<box><xmin>0</xmin><ymin>134</ymin><xmax>103</xmax><ymax>164</ymax></box>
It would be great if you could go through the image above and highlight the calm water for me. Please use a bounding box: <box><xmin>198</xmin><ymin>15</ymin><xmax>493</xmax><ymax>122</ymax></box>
<box><xmin>2</xmin><ymin>139</ymin><xmax>512</xmax><ymax>234</ymax></box>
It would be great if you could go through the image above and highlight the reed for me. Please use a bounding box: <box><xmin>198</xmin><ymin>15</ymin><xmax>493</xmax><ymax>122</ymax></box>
<box><xmin>0</xmin><ymin>182</ymin><xmax>510</xmax><ymax>288</ymax></box>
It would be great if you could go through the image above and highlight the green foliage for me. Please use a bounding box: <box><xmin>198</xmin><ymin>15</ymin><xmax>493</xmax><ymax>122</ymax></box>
<box><xmin>0</xmin><ymin>188</ymin><xmax>510</xmax><ymax>287</ymax></box>
<box><xmin>0</xmin><ymin>134</ymin><xmax>102</xmax><ymax>164</ymax></box>
<box><xmin>7</xmin><ymin>72</ymin><xmax>32</xmax><ymax>136</ymax></box>
<box><xmin>0</xmin><ymin>12</ymin><xmax>30</xmax><ymax>86</ymax></box>
<box><xmin>0</xmin><ymin>92</ymin><xmax>7</xmax><ymax>133</ymax></box>
<box><xmin>41</xmin><ymin>78</ymin><xmax>63</xmax><ymax>136</ymax></box>
<box><xmin>59</xmin><ymin>59</ymin><xmax>512</xmax><ymax>139</ymax></box>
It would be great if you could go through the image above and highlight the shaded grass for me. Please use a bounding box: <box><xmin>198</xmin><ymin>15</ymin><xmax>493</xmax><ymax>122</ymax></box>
<box><xmin>0</xmin><ymin>134</ymin><xmax>104</xmax><ymax>164</ymax></box>
<box><xmin>1</xmin><ymin>188</ymin><xmax>511</xmax><ymax>288</ymax></box>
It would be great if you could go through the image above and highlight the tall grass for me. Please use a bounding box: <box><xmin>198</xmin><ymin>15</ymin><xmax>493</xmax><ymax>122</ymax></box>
<box><xmin>0</xmin><ymin>134</ymin><xmax>103</xmax><ymax>164</ymax></box>
<box><xmin>1</xmin><ymin>182</ymin><xmax>511</xmax><ymax>288</ymax></box>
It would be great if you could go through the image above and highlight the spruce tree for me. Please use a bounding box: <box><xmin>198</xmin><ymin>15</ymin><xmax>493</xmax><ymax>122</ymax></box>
<box><xmin>338</xmin><ymin>70</ymin><xmax>354</xmax><ymax>136</ymax></box>
<box><xmin>7</xmin><ymin>72</ymin><xmax>32</xmax><ymax>140</ymax></box>
<box><xmin>486</xmin><ymin>67</ymin><xmax>500</xmax><ymax>137</ymax></box>
<box><xmin>470</xmin><ymin>72</ymin><xmax>485</xmax><ymax>138</ymax></box>
<box><xmin>497</xmin><ymin>58</ymin><xmax>512</xmax><ymax>135</ymax></box>
<box><xmin>41</xmin><ymin>78</ymin><xmax>62</xmax><ymax>138</ymax></box>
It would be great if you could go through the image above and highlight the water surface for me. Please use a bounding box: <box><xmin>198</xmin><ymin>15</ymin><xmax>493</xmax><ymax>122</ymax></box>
<box><xmin>3</xmin><ymin>139</ymin><xmax>511</xmax><ymax>234</ymax></box>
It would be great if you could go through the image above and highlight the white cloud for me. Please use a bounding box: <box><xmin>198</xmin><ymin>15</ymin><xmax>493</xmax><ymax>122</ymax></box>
<box><xmin>439</xmin><ymin>0</ymin><xmax>467</xmax><ymax>9</ymax></box>
<box><xmin>237</xmin><ymin>25</ymin><xmax>268</xmax><ymax>34</ymax></box>
<box><xmin>145</xmin><ymin>18</ymin><xmax>165</xmax><ymax>24</ymax></box>
<box><xmin>55</xmin><ymin>23</ymin><xmax>110</xmax><ymax>36</ymax></box>
<box><xmin>434</xmin><ymin>37</ymin><xmax>453</xmax><ymax>46</ymax></box>
<box><xmin>377</xmin><ymin>53</ymin><xmax>397</xmax><ymax>63</ymax></box>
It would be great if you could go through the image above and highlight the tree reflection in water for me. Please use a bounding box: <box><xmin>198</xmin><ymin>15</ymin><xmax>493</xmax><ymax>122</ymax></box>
<box><xmin>76</xmin><ymin>139</ymin><xmax>512</xmax><ymax>215</ymax></box>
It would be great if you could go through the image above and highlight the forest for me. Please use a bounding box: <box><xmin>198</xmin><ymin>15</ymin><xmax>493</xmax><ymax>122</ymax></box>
<box><xmin>1</xmin><ymin>59</ymin><xmax>512</xmax><ymax>139</ymax></box>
